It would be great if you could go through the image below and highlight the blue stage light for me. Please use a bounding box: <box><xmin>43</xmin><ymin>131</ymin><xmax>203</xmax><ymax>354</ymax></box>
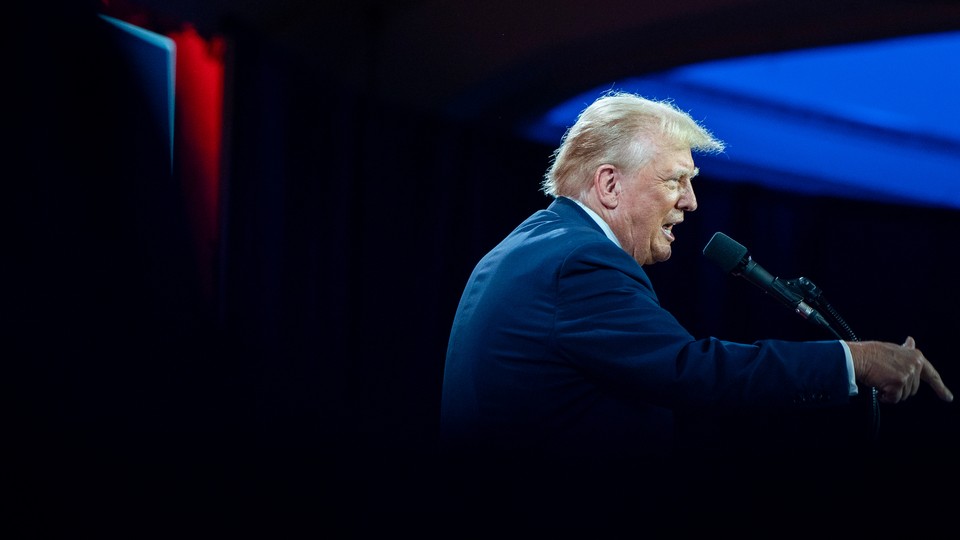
<box><xmin>521</xmin><ymin>31</ymin><xmax>960</xmax><ymax>210</ymax></box>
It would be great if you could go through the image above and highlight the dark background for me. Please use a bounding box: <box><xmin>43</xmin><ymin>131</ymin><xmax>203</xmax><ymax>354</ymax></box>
<box><xmin>9</xmin><ymin>1</ymin><xmax>960</xmax><ymax>536</ymax></box>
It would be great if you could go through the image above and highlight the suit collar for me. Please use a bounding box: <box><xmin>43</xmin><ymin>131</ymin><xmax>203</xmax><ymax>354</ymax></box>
<box><xmin>548</xmin><ymin>196</ymin><xmax>595</xmax><ymax>226</ymax></box>
<box><xmin>549</xmin><ymin>197</ymin><xmax>619</xmax><ymax>245</ymax></box>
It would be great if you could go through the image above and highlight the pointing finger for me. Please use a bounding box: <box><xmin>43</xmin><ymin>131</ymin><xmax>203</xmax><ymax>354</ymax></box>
<box><xmin>920</xmin><ymin>358</ymin><xmax>954</xmax><ymax>402</ymax></box>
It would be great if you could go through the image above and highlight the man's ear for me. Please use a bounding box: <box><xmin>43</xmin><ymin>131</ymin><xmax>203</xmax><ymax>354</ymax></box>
<box><xmin>594</xmin><ymin>164</ymin><xmax>620</xmax><ymax>209</ymax></box>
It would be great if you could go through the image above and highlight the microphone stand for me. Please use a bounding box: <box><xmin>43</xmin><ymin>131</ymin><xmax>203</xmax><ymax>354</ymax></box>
<box><xmin>780</xmin><ymin>277</ymin><xmax>881</xmax><ymax>443</ymax></box>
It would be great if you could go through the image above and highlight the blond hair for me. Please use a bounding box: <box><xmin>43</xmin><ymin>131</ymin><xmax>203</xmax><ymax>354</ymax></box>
<box><xmin>542</xmin><ymin>90</ymin><xmax>725</xmax><ymax>197</ymax></box>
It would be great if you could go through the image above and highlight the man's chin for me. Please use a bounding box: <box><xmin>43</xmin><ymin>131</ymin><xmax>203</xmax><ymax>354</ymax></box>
<box><xmin>641</xmin><ymin>252</ymin><xmax>671</xmax><ymax>266</ymax></box>
<box><xmin>651</xmin><ymin>247</ymin><xmax>672</xmax><ymax>264</ymax></box>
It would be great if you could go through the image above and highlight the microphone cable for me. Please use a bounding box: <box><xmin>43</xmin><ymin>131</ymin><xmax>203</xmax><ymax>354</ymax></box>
<box><xmin>785</xmin><ymin>277</ymin><xmax>880</xmax><ymax>443</ymax></box>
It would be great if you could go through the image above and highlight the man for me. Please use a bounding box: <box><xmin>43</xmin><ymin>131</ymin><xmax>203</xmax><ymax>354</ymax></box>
<box><xmin>439</xmin><ymin>91</ymin><xmax>952</xmax><ymax>532</ymax></box>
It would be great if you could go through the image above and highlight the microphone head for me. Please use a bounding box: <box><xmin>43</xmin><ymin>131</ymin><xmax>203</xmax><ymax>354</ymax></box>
<box><xmin>703</xmin><ymin>232</ymin><xmax>749</xmax><ymax>274</ymax></box>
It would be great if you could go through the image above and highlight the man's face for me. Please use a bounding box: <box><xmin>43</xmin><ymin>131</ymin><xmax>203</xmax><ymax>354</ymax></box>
<box><xmin>612</xmin><ymin>144</ymin><xmax>699</xmax><ymax>266</ymax></box>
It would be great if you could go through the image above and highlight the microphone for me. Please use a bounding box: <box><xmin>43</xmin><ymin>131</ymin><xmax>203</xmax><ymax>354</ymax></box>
<box><xmin>702</xmin><ymin>232</ymin><xmax>834</xmax><ymax>332</ymax></box>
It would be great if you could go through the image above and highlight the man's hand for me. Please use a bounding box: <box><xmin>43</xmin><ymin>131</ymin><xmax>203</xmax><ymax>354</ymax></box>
<box><xmin>847</xmin><ymin>336</ymin><xmax>953</xmax><ymax>404</ymax></box>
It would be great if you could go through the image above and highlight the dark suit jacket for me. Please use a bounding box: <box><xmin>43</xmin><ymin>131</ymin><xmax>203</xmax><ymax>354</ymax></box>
<box><xmin>441</xmin><ymin>196</ymin><xmax>850</xmax><ymax>463</ymax></box>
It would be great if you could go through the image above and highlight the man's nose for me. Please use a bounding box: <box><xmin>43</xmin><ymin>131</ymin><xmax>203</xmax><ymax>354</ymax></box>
<box><xmin>680</xmin><ymin>185</ymin><xmax>697</xmax><ymax>211</ymax></box>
